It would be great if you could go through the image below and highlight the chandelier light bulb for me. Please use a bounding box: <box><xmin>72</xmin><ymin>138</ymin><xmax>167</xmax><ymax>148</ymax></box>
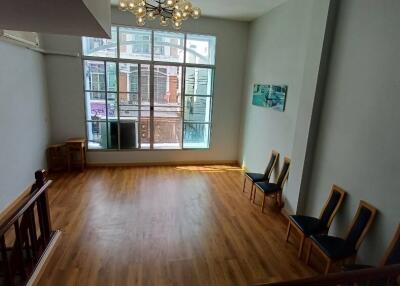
<box><xmin>174</xmin><ymin>1</ymin><xmax>181</xmax><ymax>10</ymax></box>
<box><xmin>191</xmin><ymin>7</ymin><xmax>201</xmax><ymax>19</ymax></box>
<box><xmin>183</xmin><ymin>1</ymin><xmax>192</xmax><ymax>12</ymax></box>
<box><xmin>160</xmin><ymin>16</ymin><xmax>168</xmax><ymax>26</ymax></box>
<box><xmin>147</xmin><ymin>11</ymin><xmax>156</xmax><ymax>20</ymax></box>
<box><xmin>173</xmin><ymin>21</ymin><xmax>182</xmax><ymax>30</ymax></box>
<box><xmin>165</xmin><ymin>0</ymin><xmax>175</xmax><ymax>8</ymax></box>
<box><xmin>137</xmin><ymin>17</ymin><xmax>146</xmax><ymax>26</ymax></box>
<box><xmin>136</xmin><ymin>6</ymin><xmax>146</xmax><ymax>17</ymax></box>
<box><xmin>128</xmin><ymin>2</ymin><xmax>135</xmax><ymax>10</ymax></box>
<box><xmin>119</xmin><ymin>1</ymin><xmax>128</xmax><ymax>11</ymax></box>
<box><xmin>173</xmin><ymin>10</ymin><xmax>183</xmax><ymax>20</ymax></box>
<box><xmin>137</xmin><ymin>0</ymin><xmax>146</xmax><ymax>7</ymax></box>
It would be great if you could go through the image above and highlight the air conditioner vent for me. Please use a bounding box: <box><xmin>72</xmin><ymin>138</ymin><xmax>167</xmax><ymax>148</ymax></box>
<box><xmin>0</xmin><ymin>30</ymin><xmax>40</xmax><ymax>47</ymax></box>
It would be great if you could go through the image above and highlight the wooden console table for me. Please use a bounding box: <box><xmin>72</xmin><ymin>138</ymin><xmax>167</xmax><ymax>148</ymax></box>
<box><xmin>65</xmin><ymin>138</ymin><xmax>86</xmax><ymax>171</ymax></box>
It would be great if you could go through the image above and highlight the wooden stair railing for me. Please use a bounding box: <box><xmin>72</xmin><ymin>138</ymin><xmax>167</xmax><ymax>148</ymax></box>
<box><xmin>256</xmin><ymin>264</ymin><xmax>400</xmax><ymax>286</ymax></box>
<box><xmin>0</xmin><ymin>170</ymin><xmax>58</xmax><ymax>286</ymax></box>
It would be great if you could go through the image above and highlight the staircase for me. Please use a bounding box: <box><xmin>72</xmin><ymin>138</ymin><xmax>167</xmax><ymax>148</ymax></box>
<box><xmin>0</xmin><ymin>170</ymin><xmax>61</xmax><ymax>286</ymax></box>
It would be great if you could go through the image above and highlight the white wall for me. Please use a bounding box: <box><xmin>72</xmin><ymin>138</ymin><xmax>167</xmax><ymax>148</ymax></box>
<box><xmin>303</xmin><ymin>0</ymin><xmax>400</xmax><ymax>264</ymax></box>
<box><xmin>0</xmin><ymin>40</ymin><xmax>50</xmax><ymax>211</ymax></box>
<box><xmin>43</xmin><ymin>9</ymin><xmax>249</xmax><ymax>164</ymax></box>
<box><xmin>239</xmin><ymin>0</ymin><xmax>331</xmax><ymax>212</ymax></box>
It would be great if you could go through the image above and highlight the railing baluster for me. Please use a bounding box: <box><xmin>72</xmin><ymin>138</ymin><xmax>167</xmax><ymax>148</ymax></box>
<box><xmin>28</xmin><ymin>205</ymin><xmax>39</xmax><ymax>262</ymax></box>
<box><xmin>1</xmin><ymin>235</ymin><xmax>14</xmax><ymax>286</ymax></box>
<box><xmin>14</xmin><ymin>221</ymin><xmax>27</xmax><ymax>280</ymax></box>
<box><xmin>42</xmin><ymin>191</ymin><xmax>52</xmax><ymax>242</ymax></box>
<box><xmin>36</xmin><ymin>198</ymin><xmax>47</xmax><ymax>248</ymax></box>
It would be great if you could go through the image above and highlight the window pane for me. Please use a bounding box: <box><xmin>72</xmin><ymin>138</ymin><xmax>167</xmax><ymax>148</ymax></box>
<box><xmin>107</xmin><ymin>93</ymin><xmax>118</xmax><ymax>120</ymax></box>
<box><xmin>107</xmin><ymin>120</ymin><xmax>119</xmax><ymax>149</ymax></box>
<box><xmin>107</xmin><ymin>62</ymin><xmax>117</xmax><ymax>92</ymax></box>
<box><xmin>184</xmin><ymin>96</ymin><xmax>211</xmax><ymax>123</ymax></box>
<box><xmin>85</xmin><ymin>92</ymin><xmax>106</xmax><ymax>120</ymax></box>
<box><xmin>183</xmin><ymin>123</ymin><xmax>210</xmax><ymax>149</ymax></box>
<box><xmin>154</xmin><ymin>31</ymin><xmax>184</xmax><ymax>63</ymax></box>
<box><xmin>141</xmin><ymin>64</ymin><xmax>150</xmax><ymax>107</ymax></box>
<box><xmin>185</xmin><ymin>67</ymin><xmax>213</xmax><ymax>96</ymax></box>
<box><xmin>119</xmin><ymin>63</ymin><xmax>139</xmax><ymax>93</ymax></box>
<box><xmin>86</xmin><ymin>121</ymin><xmax>107</xmax><ymax>149</ymax></box>
<box><xmin>186</xmin><ymin>34</ymin><xmax>216</xmax><ymax>65</ymax></box>
<box><xmin>84</xmin><ymin>61</ymin><xmax>105</xmax><ymax>91</ymax></box>
<box><xmin>119</xmin><ymin>93</ymin><xmax>139</xmax><ymax>119</ymax></box>
<box><xmin>82</xmin><ymin>27</ymin><xmax>117</xmax><ymax>58</ymax></box>
<box><xmin>154</xmin><ymin>65</ymin><xmax>182</xmax><ymax>106</ymax></box>
<box><xmin>154</xmin><ymin>112</ymin><xmax>182</xmax><ymax>149</ymax></box>
<box><xmin>119</xmin><ymin>27</ymin><xmax>151</xmax><ymax>60</ymax></box>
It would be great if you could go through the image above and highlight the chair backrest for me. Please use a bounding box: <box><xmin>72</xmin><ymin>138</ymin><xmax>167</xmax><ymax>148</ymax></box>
<box><xmin>381</xmin><ymin>224</ymin><xmax>400</xmax><ymax>266</ymax></box>
<box><xmin>263</xmin><ymin>150</ymin><xmax>279</xmax><ymax>180</ymax></box>
<box><xmin>319</xmin><ymin>185</ymin><xmax>347</xmax><ymax>229</ymax></box>
<box><xmin>276</xmin><ymin>157</ymin><xmax>291</xmax><ymax>188</ymax></box>
<box><xmin>345</xmin><ymin>201</ymin><xmax>377</xmax><ymax>251</ymax></box>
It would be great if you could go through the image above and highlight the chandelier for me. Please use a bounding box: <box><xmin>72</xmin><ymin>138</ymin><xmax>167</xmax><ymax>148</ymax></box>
<box><xmin>118</xmin><ymin>0</ymin><xmax>201</xmax><ymax>30</ymax></box>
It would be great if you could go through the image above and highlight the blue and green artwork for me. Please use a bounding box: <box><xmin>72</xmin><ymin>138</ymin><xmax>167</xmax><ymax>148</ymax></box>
<box><xmin>252</xmin><ymin>84</ymin><xmax>288</xmax><ymax>112</ymax></box>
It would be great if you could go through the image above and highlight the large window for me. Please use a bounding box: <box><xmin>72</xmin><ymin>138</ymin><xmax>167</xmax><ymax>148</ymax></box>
<box><xmin>82</xmin><ymin>26</ymin><xmax>216</xmax><ymax>150</ymax></box>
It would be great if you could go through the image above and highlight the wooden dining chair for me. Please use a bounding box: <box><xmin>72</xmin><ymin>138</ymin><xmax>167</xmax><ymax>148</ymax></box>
<box><xmin>342</xmin><ymin>224</ymin><xmax>400</xmax><ymax>286</ymax></box>
<box><xmin>306</xmin><ymin>201</ymin><xmax>377</xmax><ymax>274</ymax></box>
<box><xmin>286</xmin><ymin>185</ymin><xmax>347</xmax><ymax>258</ymax></box>
<box><xmin>344</xmin><ymin>224</ymin><xmax>400</xmax><ymax>271</ymax></box>
<box><xmin>381</xmin><ymin>224</ymin><xmax>400</xmax><ymax>266</ymax></box>
<box><xmin>243</xmin><ymin>150</ymin><xmax>279</xmax><ymax>201</ymax></box>
<box><xmin>253</xmin><ymin>156</ymin><xmax>291</xmax><ymax>212</ymax></box>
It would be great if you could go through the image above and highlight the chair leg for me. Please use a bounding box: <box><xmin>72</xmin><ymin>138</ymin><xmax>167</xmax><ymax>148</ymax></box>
<box><xmin>242</xmin><ymin>178</ymin><xmax>246</xmax><ymax>193</ymax></box>
<box><xmin>261</xmin><ymin>194</ymin><xmax>266</xmax><ymax>213</ymax></box>
<box><xmin>80</xmin><ymin>148</ymin><xmax>84</xmax><ymax>171</ymax></box>
<box><xmin>298</xmin><ymin>233</ymin><xmax>305</xmax><ymax>258</ymax></box>
<box><xmin>306</xmin><ymin>242</ymin><xmax>312</xmax><ymax>265</ymax></box>
<box><xmin>249</xmin><ymin>184</ymin><xmax>254</xmax><ymax>201</ymax></box>
<box><xmin>324</xmin><ymin>259</ymin><xmax>332</xmax><ymax>275</ymax></box>
<box><xmin>285</xmin><ymin>221</ymin><xmax>291</xmax><ymax>242</ymax></box>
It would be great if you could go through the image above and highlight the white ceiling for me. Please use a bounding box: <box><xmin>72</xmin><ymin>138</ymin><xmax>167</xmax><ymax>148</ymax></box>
<box><xmin>110</xmin><ymin>0</ymin><xmax>288</xmax><ymax>21</ymax></box>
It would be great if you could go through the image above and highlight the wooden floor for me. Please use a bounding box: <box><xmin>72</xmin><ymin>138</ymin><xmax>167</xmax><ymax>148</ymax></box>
<box><xmin>37</xmin><ymin>165</ymin><xmax>316</xmax><ymax>286</ymax></box>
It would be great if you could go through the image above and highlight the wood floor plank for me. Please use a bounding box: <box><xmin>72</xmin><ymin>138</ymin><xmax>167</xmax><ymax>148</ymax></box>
<box><xmin>37</xmin><ymin>165</ymin><xmax>316</xmax><ymax>285</ymax></box>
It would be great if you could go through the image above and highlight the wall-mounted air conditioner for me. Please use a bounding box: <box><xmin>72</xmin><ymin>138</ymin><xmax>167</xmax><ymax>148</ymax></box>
<box><xmin>0</xmin><ymin>30</ymin><xmax>40</xmax><ymax>48</ymax></box>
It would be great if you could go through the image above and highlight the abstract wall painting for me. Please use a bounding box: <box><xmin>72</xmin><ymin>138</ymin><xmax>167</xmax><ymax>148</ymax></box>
<box><xmin>252</xmin><ymin>84</ymin><xmax>288</xmax><ymax>112</ymax></box>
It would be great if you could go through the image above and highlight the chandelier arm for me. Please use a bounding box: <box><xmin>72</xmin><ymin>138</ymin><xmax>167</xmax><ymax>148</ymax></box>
<box><xmin>160</xmin><ymin>10</ymin><xmax>173</xmax><ymax>18</ymax></box>
<box><xmin>145</xmin><ymin>3</ymin><xmax>158</xmax><ymax>9</ymax></box>
<box><xmin>162</xmin><ymin>7</ymin><xmax>174</xmax><ymax>13</ymax></box>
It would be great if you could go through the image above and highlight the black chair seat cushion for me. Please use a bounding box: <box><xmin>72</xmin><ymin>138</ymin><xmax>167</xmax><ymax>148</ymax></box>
<box><xmin>289</xmin><ymin>215</ymin><xmax>327</xmax><ymax>236</ymax></box>
<box><xmin>255</xmin><ymin>182</ymin><xmax>280</xmax><ymax>194</ymax></box>
<box><xmin>311</xmin><ymin>235</ymin><xmax>356</xmax><ymax>260</ymax></box>
<box><xmin>245</xmin><ymin>172</ymin><xmax>266</xmax><ymax>182</ymax></box>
